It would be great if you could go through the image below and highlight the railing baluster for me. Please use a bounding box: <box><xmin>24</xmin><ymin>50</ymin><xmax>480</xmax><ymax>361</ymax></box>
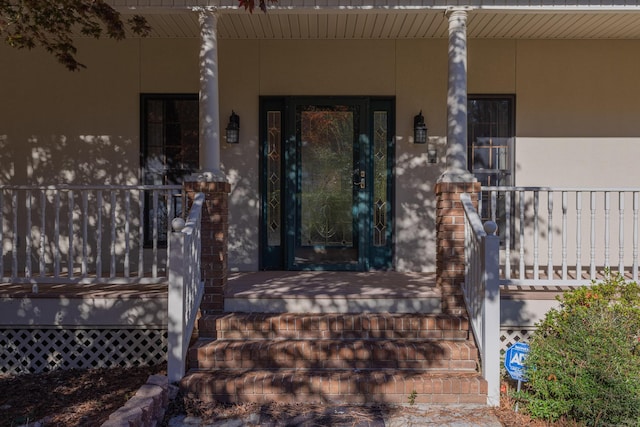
<box><xmin>152</xmin><ymin>190</ymin><xmax>159</xmax><ymax>278</ymax></box>
<box><xmin>576</xmin><ymin>192</ymin><xmax>582</xmax><ymax>280</ymax></box>
<box><xmin>68</xmin><ymin>190</ymin><xmax>74</xmax><ymax>279</ymax></box>
<box><xmin>166</xmin><ymin>190</ymin><xmax>174</xmax><ymax>275</ymax></box>
<box><xmin>504</xmin><ymin>190</ymin><xmax>511</xmax><ymax>279</ymax></box>
<box><xmin>561</xmin><ymin>191</ymin><xmax>567</xmax><ymax>280</ymax></box>
<box><xmin>54</xmin><ymin>191</ymin><xmax>61</xmax><ymax>278</ymax></box>
<box><xmin>519</xmin><ymin>190</ymin><xmax>525</xmax><ymax>280</ymax></box>
<box><xmin>547</xmin><ymin>191</ymin><xmax>553</xmax><ymax>280</ymax></box>
<box><xmin>533</xmin><ymin>191</ymin><xmax>540</xmax><ymax>280</ymax></box>
<box><xmin>82</xmin><ymin>191</ymin><xmax>89</xmax><ymax>277</ymax></box>
<box><xmin>633</xmin><ymin>192</ymin><xmax>639</xmax><ymax>281</ymax></box>
<box><xmin>619</xmin><ymin>192</ymin><xmax>625</xmax><ymax>275</ymax></box>
<box><xmin>139</xmin><ymin>189</ymin><xmax>145</xmax><ymax>279</ymax></box>
<box><xmin>124</xmin><ymin>191</ymin><xmax>130</xmax><ymax>278</ymax></box>
<box><xmin>0</xmin><ymin>190</ymin><xmax>3</xmax><ymax>278</ymax></box>
<box><xmin>12</xmin><ymin>191</ymin><xmax>18</xmax><ymax>280</ymax></box>
<box><xmin>110</xmin><ymin>190</ymin><xmax>117</xmax><ymax>279</ymax></box>
<box><xmin>480</xmin><ymin>186</ymin><xmax>640</xmax><ymax>285</ymax></box>
<box><xmin>0</xmin><ymin>184</ymin><xmax>180</xmax><ymax>284</ymax></box>
<box><xmin>590</xmin><ymin>191</ymin><xmax>596</xmax><ymax>279</ymax></box>
<box><xmin>490</xmin><ymin>191</ymin><xmax>497</xmax><ymax>223</ymax></box>
<box><xmin>25</xmin><ymin>190</ymin><xmax>32</xmax><ymax>279</ymax></box>
<box><xmin>604</xmin><ymin>191</ymin><xmax>611</xmax><ymax>270</ymax></box>
<box><xmin>97</xmin><ymin>190</ymin><xmax>102</xmax><ymax>279</ymax></box>
<box><xmin>39</xmin><ymin>189</ymin><xmax>46</xmax><ymax>277</ymax></box>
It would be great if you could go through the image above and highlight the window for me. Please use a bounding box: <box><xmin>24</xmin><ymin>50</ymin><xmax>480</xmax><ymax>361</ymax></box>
<box><xmin>468</xmin><ymin>95</ymin><xmax>515</xmax><ymax>243</ymax></box>
<box><xmin>140</xmin><ymin>94</ymin><xmax>199</xmax><ymax>245</ymax></box>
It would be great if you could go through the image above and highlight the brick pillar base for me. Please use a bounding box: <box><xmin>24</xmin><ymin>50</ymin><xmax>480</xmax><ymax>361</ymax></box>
<box><xmin>184</xmin><ymin>180</ymin><xmax>230</xmax><ymax>314</ymax></box>
<box><xmin>435</xmin><ymin>181</ymin><xmax>481</xmax><ymax>315</ymax></box>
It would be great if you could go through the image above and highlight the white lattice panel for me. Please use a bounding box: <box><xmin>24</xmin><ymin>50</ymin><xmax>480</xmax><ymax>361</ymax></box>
<box><xmin>0</xmin><ymin>328</ymin><xmax>167</xmax><ymax>375</ymax></box>
<box><xmin>500</xmin><ymin>328</ymin><xmax>535</xmax><ymax>354</ymax></box>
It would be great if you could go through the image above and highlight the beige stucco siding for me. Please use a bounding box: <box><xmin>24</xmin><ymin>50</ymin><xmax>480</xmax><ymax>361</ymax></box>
<box><xmin>219</xmin><ymin>40</ymin><xmax>261</xmax><ymax>271</ymax></box>
<box><xmin>517</xmin><ymin>40</ymin><xmax>640</xmax><ymax>138</ymax></box>
<box><xmin>515</xmin><ymin>40</ymin><xmax>640</xmax><ymax>188</ymax></box>
<box><xmin>0</xmin><ymin>39</ymin><xmax>142</xmax><ymax>185</ymax></box>
<box><xmin>1</xmin><ymin>35</ymin><xmax>640</xmax><ymax>272</ymax></box>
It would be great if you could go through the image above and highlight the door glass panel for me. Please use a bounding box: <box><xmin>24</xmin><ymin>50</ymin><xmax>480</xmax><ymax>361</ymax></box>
<box><xmin>296</xmin><ymin>108</ymin><xmax>357</xmax><ymax>265</ymax></box>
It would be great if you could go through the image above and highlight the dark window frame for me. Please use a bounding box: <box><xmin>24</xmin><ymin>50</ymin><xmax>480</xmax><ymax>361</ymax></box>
<box><xmin>468</xmin><ymin>94</ymin><xmax>516</xmax><ymax>246</ymax></box>
<box><xmin>140</xmin><ymin>93</ymin><xmax>199</xmax><ymax>247</ymax></box>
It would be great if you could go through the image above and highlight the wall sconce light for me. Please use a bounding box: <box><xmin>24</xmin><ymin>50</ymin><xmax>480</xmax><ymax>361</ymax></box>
<box><xmin>225</xmin><ymin>110</ymin><xmax>240</xmax><ymax>144</ymax></box>
<box><xmin>427</xmin><ymin>140</ymin><xmax>438</xmax><ymax>164</ymax></box>
<box><xmin>413</xmin><ymin>110</ymin><xmax>428</xmax><ymax>144</ymax></box>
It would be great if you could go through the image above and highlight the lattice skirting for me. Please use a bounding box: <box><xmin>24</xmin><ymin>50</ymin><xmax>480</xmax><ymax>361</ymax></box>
<box><xmin>0</xmin><ymin>327</ymin><xmax>167</xmax><ymax>375</ymax></box>
<box><xmin>500</xmin><ymin>327</ymin><xmax>536</xmax><ymax>354</ymax></box>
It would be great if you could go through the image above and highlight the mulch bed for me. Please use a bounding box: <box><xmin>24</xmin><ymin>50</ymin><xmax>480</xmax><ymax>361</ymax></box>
<box><xmin>1</xmin><ymin>366</ymin><xmax>580</xmax><ymax>427</ymax></box>
<box><xmin>0</xmin><ymin>364</ymin><xmax>165</xmax><ymax>427</ymax></box>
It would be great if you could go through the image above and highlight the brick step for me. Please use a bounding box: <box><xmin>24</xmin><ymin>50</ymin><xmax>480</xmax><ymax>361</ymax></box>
<box><xmin>180</xmin><ymin>369</ymin><xmax>487</xmax><ymax>405</ymax></box>
<box><xmin>189</xmin><ymin>339</ymin><xmax>479</xmax><ymax>372</ymax></box>
<box><xmin>198</xmin><ymin>313</ymin><xmax>470</xmax><ymax>340</ymax></box>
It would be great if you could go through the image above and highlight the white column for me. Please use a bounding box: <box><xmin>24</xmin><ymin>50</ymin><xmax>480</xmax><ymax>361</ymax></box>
<box><xmin>196</xmin><ymin>9</ymin><xmax>225</xmax><ymax>181</ymax></box>
<box><xmin>440</xmin><ymin>8</ymin><xmax>475</xmax><ymax>183</ymax></box>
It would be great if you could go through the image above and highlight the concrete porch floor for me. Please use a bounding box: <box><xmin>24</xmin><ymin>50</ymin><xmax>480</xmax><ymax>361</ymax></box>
<box><xmin>224</xmin><ymin>271</ymin><xmax>442</xmax><ymax>314</ymax></box>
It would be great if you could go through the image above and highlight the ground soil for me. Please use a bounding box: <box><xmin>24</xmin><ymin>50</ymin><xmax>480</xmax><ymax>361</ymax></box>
<box><xmin>0</xmin><ymin>367</ymin><xmax>575</xmax><ymax>427</ymax></box>
<box><xmin>0</xmin><ymin>365</ymin><xmax>165</xmax><ymax>427</ymax></box>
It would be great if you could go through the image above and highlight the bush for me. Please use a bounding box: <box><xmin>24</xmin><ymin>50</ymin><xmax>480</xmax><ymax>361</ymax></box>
<box><xmin>521</xmin><ymin>273</ymin><xmax>640</xmax><ymax>426</ymax></box>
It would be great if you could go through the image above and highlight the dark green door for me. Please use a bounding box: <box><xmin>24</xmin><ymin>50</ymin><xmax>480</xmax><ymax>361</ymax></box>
<box><xmin>261</xmin><ymin>97</ymin><xmax>394</xmax><ymax>271</ymax></box>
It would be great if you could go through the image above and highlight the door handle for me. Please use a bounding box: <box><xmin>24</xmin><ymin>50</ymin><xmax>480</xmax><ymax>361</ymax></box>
<box><xmin>354</xmin><ymin>170</ymin><xmax>365</xmax><ymax>189</ymax></box>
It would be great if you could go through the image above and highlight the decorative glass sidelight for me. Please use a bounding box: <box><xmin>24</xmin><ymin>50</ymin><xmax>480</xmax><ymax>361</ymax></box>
<box><xmin>267</xmin><ymin>111</ymin><xmax>282</xmax><ymax>246</ymax></box>
<box><xmin>373</xmin><ymin>111</ymin><xmax>388</xmax><ymax>247</ymax></box>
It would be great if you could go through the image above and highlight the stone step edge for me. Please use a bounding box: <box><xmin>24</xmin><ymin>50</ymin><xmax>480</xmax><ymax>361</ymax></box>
<box><xmin>101</xmin><ymin>375</ymin><xmax>169</xmax><ymax>427</ymax></box>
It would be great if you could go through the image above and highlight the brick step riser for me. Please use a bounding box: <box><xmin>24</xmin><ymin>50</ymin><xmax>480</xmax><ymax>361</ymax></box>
<box><xmin>198</xmin><ymin>314</ymin><xmax>470</xmax><ymax>340</ymax></box>
<box><xmin>185</xmin><ymin>393</ymin><xmax>487</xmax><ymax>405</ymax></box>
<box><xmin>190</xmin><ymin>341</ymin><xmax>478</xmax><ymax>372</ymax></box>
<box><xmin>192</xmin><ymin>359</ymin><xmax>478</xmax><ymax>371</ymax></box>
<box><xmin>181</xmin><ymin>371</ymin><xmax>488</xmax><ymax>405</ymax></box>
<box><xmin>213</xmin><ymin>330</ymin><xmax>469</xmax><ymax>340</ymax></box>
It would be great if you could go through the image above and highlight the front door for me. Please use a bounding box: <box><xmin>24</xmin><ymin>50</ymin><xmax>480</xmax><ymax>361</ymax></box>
<box><xmin>261</xmin><ymin>97</ymin><xmax>394</xmax><ymax>271</ymax></box>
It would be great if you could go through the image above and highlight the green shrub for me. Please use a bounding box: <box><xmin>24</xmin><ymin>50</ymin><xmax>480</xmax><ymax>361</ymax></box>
<box><xmin>521</xmin><ymin>273</ymin><xmax>640</xmax><ymax>426</ymax></box>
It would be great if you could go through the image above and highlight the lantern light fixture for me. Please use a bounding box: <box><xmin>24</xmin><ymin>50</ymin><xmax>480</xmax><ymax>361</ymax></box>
<box><xmin>226</xmin><ymin>110</ymin><xmax>240</xmax><ymax>144</ymax></box>
<box><xmin>413</xmin><ymin>110</ymin><xmax>428</xmax><ymax>144</ymax></box>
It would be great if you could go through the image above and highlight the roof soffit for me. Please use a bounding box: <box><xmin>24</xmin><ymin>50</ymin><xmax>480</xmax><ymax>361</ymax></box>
<box><xmin>110</xmin><ymin>1</ymin><xmax>640</xmax><ymax>39</ymax></box>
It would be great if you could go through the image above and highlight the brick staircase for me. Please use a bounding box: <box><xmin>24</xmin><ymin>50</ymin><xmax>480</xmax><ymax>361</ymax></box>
<box><xmin>179</xmin><ymin>313</ymin><xmax>488</xmax><ymax>405</ymax></box>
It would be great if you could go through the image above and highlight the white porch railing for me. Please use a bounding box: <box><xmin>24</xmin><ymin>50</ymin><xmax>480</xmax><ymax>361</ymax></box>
<box><xmin>481</xmin><ymin>187</ymin><xmax>640</xmax><ymax>285</ymax></box>
<box><xmin>461</xmin><ymin>193</ymin><xmax>501</xmax><ymax>407</ymax></box>
<box><xmin>0</xmin><ymin>184</ymin><xmax>182</xmax><ymax>284</ymax></box>
<box><xmin>167</xmin><ymin>192</ymin><xmax>204</xmax><ymax>383</ymax></box>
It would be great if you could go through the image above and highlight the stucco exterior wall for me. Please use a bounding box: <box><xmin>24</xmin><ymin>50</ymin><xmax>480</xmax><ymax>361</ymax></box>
<box><xmin>516</xmin><ymin>40</ymin><xmax>640</xmax><ymax>187</ymax></box>
<box><xmin>1</xmin><ymin>35</ymin><xmax>639</xmax><ymax>273</ymax></box>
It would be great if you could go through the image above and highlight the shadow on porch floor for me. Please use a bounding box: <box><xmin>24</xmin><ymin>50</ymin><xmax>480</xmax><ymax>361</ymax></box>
<box><xmin>224</xmin><ymin>271</ymin><xmax>440</xmax><ymax>314</ymax></box>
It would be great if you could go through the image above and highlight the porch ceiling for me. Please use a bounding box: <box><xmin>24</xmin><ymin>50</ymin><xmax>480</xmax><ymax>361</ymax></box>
<box><xmin>136</xmin><ymin>9</ymin><xmax>640</xmax><ymax>39</ymax></box>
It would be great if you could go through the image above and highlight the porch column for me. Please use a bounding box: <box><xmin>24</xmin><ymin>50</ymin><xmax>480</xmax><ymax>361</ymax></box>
<box><xmin>198</xmin><ymin>8</ymin><xmax>224</xmax><ymax>180</ymax></box>
<box><xmin>441</xmin><ymin>7</ymin><xmax>474</xmax><ymax>183</ymax></box>
<box><xmin>182</xmin><ymin>8</ymin><xmax>229</xmax><ymax>315</ymax></box>
<box><xmin>436</xmin><ymin>8</ymin><xmax>478</xmax><ymax>315</ymax></box>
